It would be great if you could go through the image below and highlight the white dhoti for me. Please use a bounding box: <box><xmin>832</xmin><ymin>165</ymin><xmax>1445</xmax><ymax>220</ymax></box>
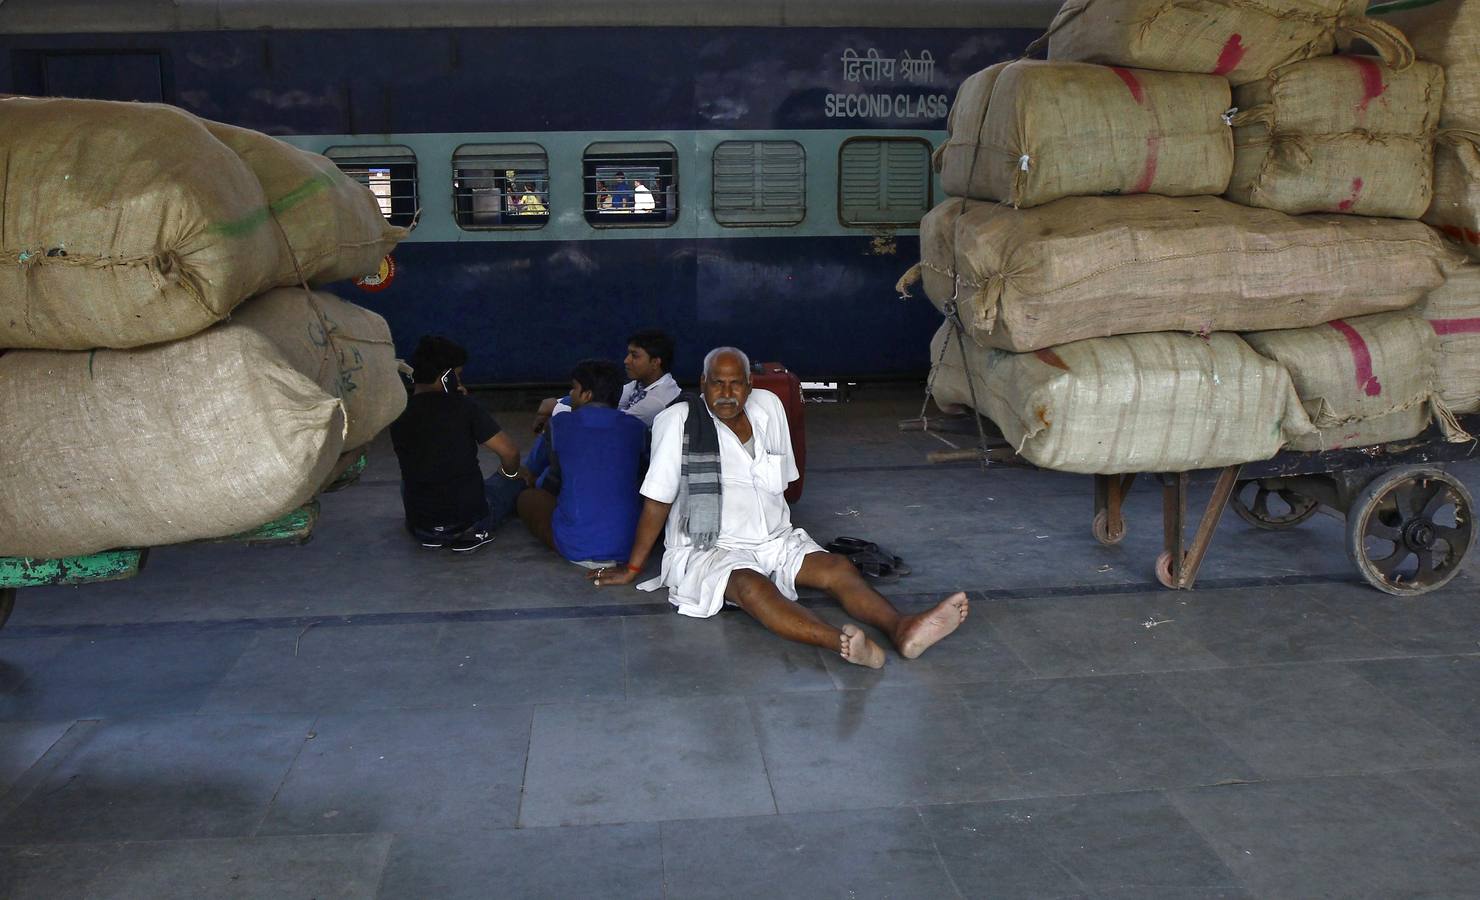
<box><xmin>639</xmin><ymin>526</ymin><xmax>824</xmax><ymax>618</ymax></box>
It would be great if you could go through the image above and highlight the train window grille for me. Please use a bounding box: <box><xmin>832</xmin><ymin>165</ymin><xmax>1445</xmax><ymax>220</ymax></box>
<box><xmin>325</xmin><ymin>145</ymin><xmax>419</xmax><ymax>229</ymax></box>
<box><xmin>838</xmin><ymin>137</ymin><xmax>932</xmax><ymax>227</ymax></box>
<box><xmin>452</xmin><ymin>144</ymin><xmax>549</xmax><ymax>230</ymax></box>
<box><xmin>712</xmin><ymin>140</ymin><xmax>805</xmax><ymax>227</ymax></box>
<box><xmin>583</xmin><ymin>142</ymin><xmax>678</xmax><ymax>227</ymax></box>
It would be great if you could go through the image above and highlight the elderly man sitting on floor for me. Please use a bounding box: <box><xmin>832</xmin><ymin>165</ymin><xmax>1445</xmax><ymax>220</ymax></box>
<box><xmin>591</xmin><ymin>346</ymin><xmax>968</xmax><ymax>667</ymax></box>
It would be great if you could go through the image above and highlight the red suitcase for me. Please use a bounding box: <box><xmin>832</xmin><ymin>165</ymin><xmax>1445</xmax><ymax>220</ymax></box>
<box><xmin>750</xmin><ymin>361</ymin><xmax>806</xmax><ymax>503</ymax></box>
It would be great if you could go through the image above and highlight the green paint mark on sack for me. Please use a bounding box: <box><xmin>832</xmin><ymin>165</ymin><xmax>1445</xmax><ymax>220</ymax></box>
<box><xmin>207</xmin><ymin>172</ymin><xmax>338</xmax><ymax>238</ymax></box>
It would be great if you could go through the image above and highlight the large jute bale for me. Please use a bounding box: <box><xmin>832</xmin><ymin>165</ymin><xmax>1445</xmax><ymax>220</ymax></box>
<box><xmin>1427</xmin><ymin>137</ymin><xmax>1480</xmax><ymax>260</ymax></box>
<box><xmin>1226</xmin><ymin>57</ymin><xmax>1444</xmax><ymax>217</ymax></box>
<box><xmin>0</xmin><ymin>327</ymin><xmax>347</xmax><ymax>558</ymax></box>
<box><xmin>937</xmin><ymin>60</ymin><xmax>1233</xmax><ymax>208</ymax></box>
<box><xmin>1044</xmin><ymin>0</ymin><xmax>1415</xmax><ymax>87</ymax></box>
<box><xmin>1376</xmin><ymin>0</ymin><xmax>1480</xmax><ymax>129</ymax></box>
<box><xmin>228</xmin><ymin>288</ymin><xmax>406</xmax><ymax>450</ymax></box>
<box><xmin>904</xmin><ymin>194</ymin><xmax>1453</xmax><ymax>352</ymax></box>
<box><xmin>1243</xmin><ymin>311</ymin><xmax>1462</xmax><ymax>450</ymax></box>
<box><xmin>928</xmin><ymin>321</ymin><xmax>1315</xmax><ymax>474</ymax></box>
<box><xmin>1417</xmin><ymin>264</ymin><xmax>1480</xmax><ymax>413</ymax></box>
<box><xmin>0</xmin><ymin>97</ymin><xmax>285</xmax><ymax>350</ymax></box>
<box><xmin>202</xmin><ymin>122</ymin><xmax>406</xmax><ymax>286</ymax></box>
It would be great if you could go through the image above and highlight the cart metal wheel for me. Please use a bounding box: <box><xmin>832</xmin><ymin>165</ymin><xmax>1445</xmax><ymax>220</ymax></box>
<box><xmin>1154</xmin><ymin>551</ymin><xmax>1176</xmax><ymax>589</ymax></box>
<box><xmin>1345</xmin><ymin>466</ymin><xmax>1475</xmax><ymax>596</ymax></box>
<box><xmin>1232</xmin><ymin>479</ymin><xmax>1320</xmax><ymax>530</ymax></box>
<box><xmin>1092</xmin><ymin>509</ymin><xmax>1126</xmax><ymax>545</ymax></box>
<box><xmin>0</xmin><ymin>588</ymin><xmax>13</xmax><ymax>630</ymax></box>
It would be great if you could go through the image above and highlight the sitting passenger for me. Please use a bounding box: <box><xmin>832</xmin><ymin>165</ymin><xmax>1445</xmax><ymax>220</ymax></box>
<box><xmin>517</xmin><ymin>359</ymin><xmax>648</xmax><ymax>564</ymax></box>
<box><xmin>389</xmin><ymin>336</ymin><xmax>527</xmax><ymax>553</ymax></box>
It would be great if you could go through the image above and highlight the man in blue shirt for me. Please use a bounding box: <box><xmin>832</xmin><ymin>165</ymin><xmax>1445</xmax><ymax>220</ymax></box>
<box><xmin>517</xmin><ymin>358</ymin><xmax>648</xmax><ymax>563</ymax></box>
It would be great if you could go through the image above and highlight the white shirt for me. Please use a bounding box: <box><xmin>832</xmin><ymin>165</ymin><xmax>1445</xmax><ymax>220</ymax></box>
<box><xmin>618</xmin><ymin>372</ymin><xmax>680</xmax><ymax>427</ymax></box>
<box><xmin>640</xmin><ymin>388</ymin><xmax>800</xmax><ymax>551</ymax></box>
<box><xmin>634</xmin><ymin>184</ymin><xmax>655</xmax><ymax>212</ymax></box>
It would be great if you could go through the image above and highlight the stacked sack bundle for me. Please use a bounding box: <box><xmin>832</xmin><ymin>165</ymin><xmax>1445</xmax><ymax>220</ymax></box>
<box><xmin>904</xmin><ymin>0</ymin><xmax>1474</xmax><ymax>474</ymax></box>
<box><xmin>0</xmin><ymin>97</ymin><xmax>408</xmax><ymax>558</ymax></box>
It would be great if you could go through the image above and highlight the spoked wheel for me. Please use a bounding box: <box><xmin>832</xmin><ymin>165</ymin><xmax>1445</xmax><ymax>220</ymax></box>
<box><xmin>0</xmin><ymin>588</ymin><xmax>13</xmax><ymax>630</ymax></box>
<box><xmin>1232</xmin><ymin>479</ymin><xmax>1320</xmax><ymax>530</ymax></box>
<box><xmin>1345</xmin><ymin>466</ymin><xmax>1475</xmax><ymax>596</ymax></box>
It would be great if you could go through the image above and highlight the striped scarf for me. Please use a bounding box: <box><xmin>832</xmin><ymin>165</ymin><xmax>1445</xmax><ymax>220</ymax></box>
<box><xmin>677</xmin><ymin>392</ymin><xmax>722</xmax><ymax>550</ymax></box>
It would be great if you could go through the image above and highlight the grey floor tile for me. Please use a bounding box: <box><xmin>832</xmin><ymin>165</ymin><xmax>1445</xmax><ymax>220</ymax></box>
<box><xmin>378</xmin><ymin>822</ymin><xmax>663</xmax><ymax>900</ymax></box>
<box><xmin>1170</xmin><ymin>589</ymin><xmax>1402</xmax><ymax>665</ymax></box>
<box><xmin>0</xmin><ymin>630</ymin><xmax>254</xmax><ymax>721</ymax></box>
<box><xmin>519</xmin><ymin>695</ymin><xmax>775</xmax><ymax>827</ymax></box>
<box><xmin>258</xmin><ymin>706</ymin><xmax>532</xmax><ymax>835</ymax></box>
<box><xmin>1172</xmin><ymin>776</ymin><xmax>1480</xmax><ymax>898</ymax></box>
<box><xmin>987</xmin><ymin>594</ymin><xmax>1226</xmax><ymax>678</ymax></box>
<box><xmin>660</xmin><ymin>807</ymin><xmax>958</xmax><ymax>900</ymax></box>
<box><xmin>958</xmin><ymin>675</ymin><xmax>1257</xmax><ymax>796</ymax></box>
<box><xmin>85</xmin><ymin>833</ymin><xmax>392</xmax><ymax>899</ymax></box>
<box><xmin>751</xmin><ymin>687</ymin><xmax>1019</xmax><ymax>814</ymax></box>
<box><xmin>1155</xmin><ymin>663</ymin><xmax>1474</xmax><ymax>779</ymax></box>
<box><xmin>622</xmin><ymin>610</ymin><xmax>836</xmax><ymax>699</ymax></box>
<box><xmin>0</xmin><ymin>636</ymin><xmax>75</xmax><ymax>701</ymax></box>
<box><xmin>0</xmin><ymin>842</ymin><xmax>129</xmax><ymax>899</ymax></box>
<box><xmin>1388</xmin><ymin>764</ymin><xmax>1480</xmax><ymax>838</ymax></box>
<box><xmin>922</xmin><ymin>792</ymin><xmax>1249</xmax><ymax>899</ymax></box>
<box><xmin>0</xmin><ymin>714</ymin><xmax>313</xmax><ymax>845</ymax></box>
<box><xmin>815</xmin><ymin>600</ymin><xmax>1034</xmax><ymax>690</ymax></box>
<box><xmin>432</xmin><ymin>618</ymin><xmax>628</xmax><ymax>705</ymax></box>
<box><xmin>1349</xmin><ymin>654</ymin><xmax>1480</xmax><ymax>746</ymax></box>
<box><xmin>0</xmin><ymin>720</ymin><xmax>73</xmax><ymax>795</ymax></box>
<box><xmin>1298</xmin><ymin>579</ymin><xmax>1480</xmax><ymax>656</ymax></box>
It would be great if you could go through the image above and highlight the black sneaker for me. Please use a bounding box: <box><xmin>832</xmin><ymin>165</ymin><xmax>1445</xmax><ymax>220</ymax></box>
<box><xmin>449</xmin><ymin>531</ymin><xmax>494</xmax><ymax>553</ymax></box>
<box><xmin>420</xmin><ymin>539</ymin><xmax>448</xmax><ymax>550</ymax></box>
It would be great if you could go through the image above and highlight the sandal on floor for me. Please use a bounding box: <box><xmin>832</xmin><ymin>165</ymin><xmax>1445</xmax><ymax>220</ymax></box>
<box><xmin>826</xmin><ymin>536</ymin><xmax>911</xmax><ymax>582</ymax></box>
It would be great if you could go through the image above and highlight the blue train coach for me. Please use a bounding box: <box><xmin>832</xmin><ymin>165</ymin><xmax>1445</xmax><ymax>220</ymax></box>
<box><xmin>0</xmin><ymin>0</ymin><xmax>1052</xmax><ymax>383</ymax></box>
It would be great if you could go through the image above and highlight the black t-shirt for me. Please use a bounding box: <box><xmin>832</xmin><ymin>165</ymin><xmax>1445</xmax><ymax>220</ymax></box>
<box><xmin>390</xmin><ymin>391</ymin><xmax>501</xmax><ymax>530</ymax></box>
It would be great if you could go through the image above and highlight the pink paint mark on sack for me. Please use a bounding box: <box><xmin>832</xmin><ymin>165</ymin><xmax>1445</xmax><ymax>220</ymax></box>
<box><xmin>1133</xmin><ymin>135</ymin><xmax>1161</xmax><ymax>193</ymax></box>
<box><xmin>1438</xmin><ymin>224</ymin><xmax>1480</xmax><ymax>246</ymax></box>
<box><xmin>1430</xmin><ymin>318</ymin><xmax>1480</xmax><ymax>335</ymax></box>
<box><xmin>1211</xmin><ymin>34</ymin><xmax>1247</xmax><ymax>77</ymax></box>
<box><xmin>1347</xmin><ymin>56</ymin><xmax>1387</xmax><ymax>113</ymax></box>
<box><xmin>1035</xmin><ymin>349</ymin><xmax>1071</xmax><ymax>371</ymax></box>
<box><xmin>1110</xmin><ymin>66</ymin><xmax>1146</xmax><ymax>104</ymax></box>
<box><xmin>1329</xmin><ymin>319</ymin><xmax>1383</xmax><ymax>397</ymax></box>
<box><xmin>1336</xmin><ymin>177</ymin><xmax>1364</xmax><ymax>212</ymax></box>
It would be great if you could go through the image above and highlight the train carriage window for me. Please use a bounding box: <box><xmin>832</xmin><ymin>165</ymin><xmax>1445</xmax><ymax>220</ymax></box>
<box><xmin>712</xmin><ymin>140</ymin><xmax>806</xmax><ymax>227</ymax></box>
<box><xmin>838</xmin><ymin>138</ymin><xmax>932</xmax><ymax>227</ymax></box>
<box><xmin>452</xmin><ymin>144</ymin><xmax>549</xmax><ymax>230</ymax></box>
<box><xmin>325</xmin><ymin>145</ymin><xmax>419</xmax><ymax>229</ymax></box>
<box><xmin>583</xmin><ymin>142</ymin><xmax>678</xmax><ymax>227</ymax></box>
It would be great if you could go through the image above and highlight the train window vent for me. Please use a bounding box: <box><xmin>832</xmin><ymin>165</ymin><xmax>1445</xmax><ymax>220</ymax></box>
<box><xmin>325</xmin><ymin>145</ymin><xmax>419</xmax><ymax>229</ymax></box>
<box><xmin>583</xmin><ymin>142</ymin><xmax>678</xmax><ymax>227</ymax></box>
<box><xmin>838</xmin><ymin>138</ymin><xmax>932</xmax><ymax>227</ymax></box>
<box><xmin>712</xmin><ymin>140</ymin><xmax>806</xmax><ymax>227</ymax></box>
<box><xmin>452</xmin><ymin>144</ymin><xmax>549</xmax><ymax>230</ymax></box>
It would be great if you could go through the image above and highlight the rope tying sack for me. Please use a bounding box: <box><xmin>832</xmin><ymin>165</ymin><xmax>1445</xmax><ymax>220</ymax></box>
<box><xmin>1336</xmin><ymin>15</ymin><xmax>1416</xmax><ymax>72</ymax></box>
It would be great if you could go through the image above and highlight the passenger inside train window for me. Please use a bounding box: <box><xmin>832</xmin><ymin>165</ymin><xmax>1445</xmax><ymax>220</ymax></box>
<box><xmin>608</xmin><ymin>171</ymin><xmax>633</xmax><ymax>211</ymax></box>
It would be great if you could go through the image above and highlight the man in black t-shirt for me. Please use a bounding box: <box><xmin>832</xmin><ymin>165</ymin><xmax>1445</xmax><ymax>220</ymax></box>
<box><xmin>390</xmin><ymin>336</ymin><xmax>527</xmax><ymax>552</ymax></box>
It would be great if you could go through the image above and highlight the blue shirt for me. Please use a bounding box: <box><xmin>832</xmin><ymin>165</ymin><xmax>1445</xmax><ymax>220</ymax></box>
<box><xmin>548</xmin><ymin>405</ymin><xmax>648</xmax><ymax>562</ymax></box>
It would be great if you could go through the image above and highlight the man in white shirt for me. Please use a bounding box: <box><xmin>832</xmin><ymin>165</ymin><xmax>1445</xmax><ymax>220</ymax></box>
<box><xmin>591</xmin><ymin>346</ymin><xmax>968</xmax><ymax>668</ymax></box>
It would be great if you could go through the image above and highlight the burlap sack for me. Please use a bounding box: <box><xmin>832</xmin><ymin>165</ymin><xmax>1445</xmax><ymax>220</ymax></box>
<box><xmin>0</xmin><ymin>327</ymin><xmax>347</xmax><ymax>558</ymax></box>
<box><xmin>1243</xmin><ymin>311</ymin><xmax>1462</xmax><ymax>450</ymax></box>
<box><xmin>1226</xmin><ymin>58</ymin><xmax>1444</xmax><ymax>217</ymax></box>
<box><xmin>938</xmin><ymin>60</ymin><xmax>1233</xmax><ymax>208</ymax></box>
<box><xmin>228</xmin><ymin>288</ymin><xmax>406</xmax><ymax>450</ymax></box>
<box><xmin>903</xmin><ymin>194</ymin><xmax>1451</xmax><ymax>351</ymax></box>
<box><xmin>1417</xmin><ymin>264</ymin><xmax>1480</xmax><ymax>413</ymax></box>
<box><xmin>934</xmin><ymin>63</ymin><xmax>1007</xmax><ymax>183</ymax></box>
<box><xmin>1376</xmin><ymin>0</ymin><xmax>1480</xmax><ymax>129</ymax></box>
<box><xmin>0</xmin><ymin>97</ymin><xmax>285</xmax><ymax>350</ymax></box>
<box><xmin>1426</xmin><ymin>135</ymin><xmax>1480</xmax><ymax>260</ymax></box>
<box><xmin>1044</xmin><ymin>0</ymin><xmax>1415</xmax><ymax>86</ymax></box>
<box><xmin>928</xmin><ymin>321</ymin><xmax>1315</xmax><ymax>474</ymax></box>
<box><xmin>203</xmin><ymin>122</ymin><xmax>406</xmax><ymax>286</ymax></box>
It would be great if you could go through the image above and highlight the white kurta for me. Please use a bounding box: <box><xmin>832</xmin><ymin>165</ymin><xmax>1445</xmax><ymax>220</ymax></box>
<box><xmin>638</xmin><ymin>388</ymin><xmax>819</xmax><ymax>617</ymax></box>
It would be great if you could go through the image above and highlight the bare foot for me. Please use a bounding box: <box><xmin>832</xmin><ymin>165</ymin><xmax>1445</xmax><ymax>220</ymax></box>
<box><xmin>897</xmin><ymin>592</ymin><xmax>969</xmax><ymax>659</ymax></box>
<box><xmin>839</xmin><ymin>624</ymin><xmax>885</xmax><ymax>669</ymax></box>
